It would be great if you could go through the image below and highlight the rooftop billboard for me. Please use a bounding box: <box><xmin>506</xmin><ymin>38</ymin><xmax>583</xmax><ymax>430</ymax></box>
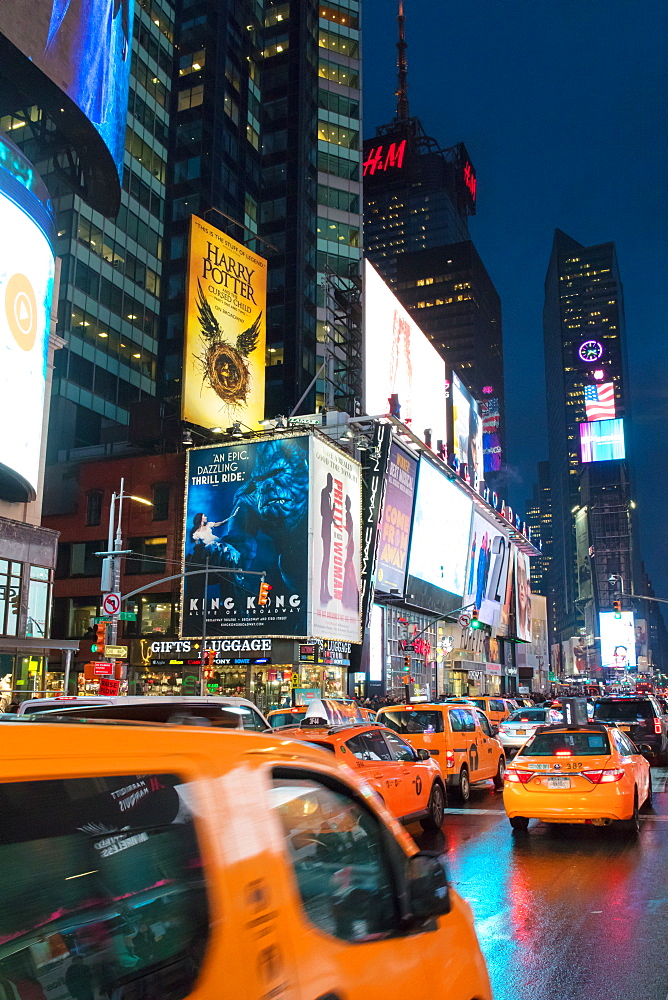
<box><xmin>449</xmin><ymin>371</ymin><xmax>484</xmax><ymax>485</ymax></box>
<box><xmin>580</xmin><ymin>418</ymin><xmax>625</xmax><ymax>463</ymax></box>
<box><xmin>364</xmin><ymin>260</ymin><xmax>447</xmax><ymax>447</ymax></box>
<box><xmin>599</xmin><ymin>611</ymin><xmax>636</xmax><ymax>670</ymax></box>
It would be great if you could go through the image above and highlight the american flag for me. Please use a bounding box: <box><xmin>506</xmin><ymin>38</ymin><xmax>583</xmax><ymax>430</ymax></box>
<box><xmin>584</xmin><ymin>382</ymin><xmax>616</xmax><ymax>421</ymax></box>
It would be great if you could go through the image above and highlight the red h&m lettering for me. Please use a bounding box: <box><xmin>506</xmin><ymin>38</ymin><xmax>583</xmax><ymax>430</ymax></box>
<box><xmin>362</xmin><ymin>140</ymin><xmax>407</xmax><ymax>176</ymax></box>
<box><xmin>332</xmin><ymin>479</ymin><xmax>344</xmax><ymax>601</ymax></box>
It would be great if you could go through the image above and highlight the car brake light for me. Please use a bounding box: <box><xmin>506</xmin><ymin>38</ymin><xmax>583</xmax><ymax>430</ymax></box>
<box><xmin>445</xmin><ymin>751</ymin><xmax>455</xmax><ymax>768</ymax></box>
<box><xmin>655</xmin><ymin>720</ymin><xmax>662</xmax><ymax>734</ymax></box>
<box><xmin>555</xmin><ymin>750</ymin><xmax>572</xmax><ymax>757</ymax></box>
<box><xmin>505</xmin><ymin>769</ymin><xmax>534</xmax><ymax>784</ymax></box>
<box><xmin>582</xmin><ymin>769</ymin><xmax>625</xmax><ymax>784</ymax></box>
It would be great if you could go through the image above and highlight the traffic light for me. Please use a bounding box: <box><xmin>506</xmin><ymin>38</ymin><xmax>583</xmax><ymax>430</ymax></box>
<box><xmin>470</xmin><ymin>608</ymin><xmax>482</xmax><ymax>629</ymax></box>
<box><xmin>258</xmin><ymin>580</ymin><xmax>272</xmax><ymax>606</ymax></box>
<box><xmin>613</xmin><ymin>600</ymin><xmax>622</xmax><ymax>619</ymax></box>
<box><xmin>92</xmin><ymin>622</ymin><xmax>106</xmax><ymax>655</ymax></box>
<box><xmin>206</xmin><ymin>649</ymin><xmax>215</xmax><ymax>667</ymax></box>
<box><xmin>403</xmin><ymin>655</ymin><xmax>411</xmax><ymax>671</ymax></box>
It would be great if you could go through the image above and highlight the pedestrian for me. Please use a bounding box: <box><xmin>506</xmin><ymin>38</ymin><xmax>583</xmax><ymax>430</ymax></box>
<box><xmin>64</xmin><ymin>955</ymin><xmax>95</xmax><ymax>1000</ymax></box>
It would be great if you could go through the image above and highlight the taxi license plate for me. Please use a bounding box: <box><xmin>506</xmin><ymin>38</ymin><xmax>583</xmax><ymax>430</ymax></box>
<box><xmin>547</xmin><ymin>776</ymin><xmax>571</xmax><ymax>789</ymax></box>
<box><xmin>516</xmin><ymin>729</ymin><xmax>526</xmax><ymax>735</ymax></box>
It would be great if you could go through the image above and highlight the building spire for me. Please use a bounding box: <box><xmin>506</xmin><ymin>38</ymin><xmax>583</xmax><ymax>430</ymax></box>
<box><xmin>395</xmin><ymin>0</ymin><xmax>409</xmax><ymax>121</ymax></box>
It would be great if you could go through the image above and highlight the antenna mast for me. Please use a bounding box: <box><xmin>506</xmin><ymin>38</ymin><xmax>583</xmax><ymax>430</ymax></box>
<box><xmin>395</xmin><ymin>0</ymin><xmax>409</xmax><ymax>121</ymax></box>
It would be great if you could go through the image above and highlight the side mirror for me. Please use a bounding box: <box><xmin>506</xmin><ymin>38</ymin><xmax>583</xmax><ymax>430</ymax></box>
<box><xmin>406</xmin><ymin>851</ymin><xmax>451</xmax><ymax>920</ymax></box>
<box><xmin>416</xmin><ymin>748</ymin><xmax>431</xmax><ymax>761</ymax></box>
<box><xmin>635</xmin><ymin>743</ymin><xmax>654</xmax><ymax>760</ymax></box>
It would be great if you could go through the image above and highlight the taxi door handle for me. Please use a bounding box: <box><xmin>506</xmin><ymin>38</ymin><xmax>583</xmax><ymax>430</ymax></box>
<box><xmin>373</xmin><ymin>770</ymin><xmax>384</xmax><ymax>779</ymax></box>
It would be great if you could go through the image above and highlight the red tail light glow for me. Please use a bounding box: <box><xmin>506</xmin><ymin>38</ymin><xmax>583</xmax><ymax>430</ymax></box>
<box><xmin>582</xmin><ymin>769</ymin><xmax>625</xmax><ymax>784</ymax></box>
<box><xmin>445</xmin><ymin>751</ymin><xmax>455</xmax><ymax>768</ymax></box>
<box><xmin>655</xmin><ymin>720</ymin><xmax>662</xmax><ymax>734</ymax></box>
<box><xmin>505</xmin><ymin>769</ymin><xmax>534</xmax><ymax>784</ymax></box>
<box><xmin>555</xmin><ymin>750</ymin><xmax>572</xmax><ymax>757</ymax></box>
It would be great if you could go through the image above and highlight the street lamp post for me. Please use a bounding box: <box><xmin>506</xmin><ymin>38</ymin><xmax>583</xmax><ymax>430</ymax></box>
<box><xmin>100</xmin><ymin>478</ymin><xmax>152</xmax><ymax>645</ymax></box>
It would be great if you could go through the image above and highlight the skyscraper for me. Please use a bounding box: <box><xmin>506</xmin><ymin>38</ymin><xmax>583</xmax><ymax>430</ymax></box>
<box><xmin>543</xmin><ymin>228</ymin><xmax>639</xmax><ymax>661</ymax></box>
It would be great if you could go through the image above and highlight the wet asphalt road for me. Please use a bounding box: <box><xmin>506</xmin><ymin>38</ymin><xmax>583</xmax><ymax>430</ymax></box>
<box><xmin>411</xmin><ymin>767</ymin><xmax>668</xmax><ymax>1000</ymax></box>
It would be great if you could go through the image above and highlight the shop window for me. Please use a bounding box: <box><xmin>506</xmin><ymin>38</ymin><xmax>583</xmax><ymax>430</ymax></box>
<box><xmin>26</xmin><ymin>567</ymin><xmax>50</xmax><ymax>639</ymax></box>
<box><xmin>152</xmin><ymin>483</ymin><xmax>170</xmax><ymax>521</ymax></box>
<box><xmin>139</xmin><ymin>595</ymin><xmax>173</xmax><ymax>634</ymax></box>
<box><xmin>0</xmin><ymin>560</ymin><xmax>22</xmax><ymax>637</ymax></box>
<box><xmin>0</xmin><ymin>774</ymin><xmax>209</xmax><ymax>998</ymax></box>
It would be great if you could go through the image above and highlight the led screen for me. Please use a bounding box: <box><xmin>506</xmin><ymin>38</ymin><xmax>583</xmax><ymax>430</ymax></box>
<box><xmin>364</xmin><ymin>261</ymin><xmax>447</xmax><ymax>446</ymax></box>
<box><xmin>375</xmin><ymin>441</ymin><xmax>417</xmax><ymax>596</ymax></box>
<box><xmin>580</xmin><ymin>419</ymin><xmax>625</xmax><ymax>462</ymax></box>
<box><xmin>408</xmin><ymin>459</ymin><xmax>472</xmax><ymax>597</ymax></box>
<box><xmin>599</xmin><ymin>611</ymin><xmax>636</xmax><ymax>670</ymax></box>
<box><xmin>463</xmin><ymin>511</ymin><xmax>512</xmax><ymax>628</ymax></box>
<box><xmin>514</xmin><ymin>549</ymin><xmax>532</xmax><ymax>643</ymax></box>
<box><xmin>0</xmin><ymin>0</ymin><xmax>133</xmax><ymax>187</ymax></box>
<box><xmin>450</xmin><ymin>371</ymin><xmax>484</xmax><ymax>483</ymax></box>
<box><xmin>584</xmin><ymin>382</ymin><xmax>616</xmax><ymax>421</ymax></box>
<box><xmin>0</xmin><ymin>186</ymin><xmax>54</xmax><ymax>501</ymax></box>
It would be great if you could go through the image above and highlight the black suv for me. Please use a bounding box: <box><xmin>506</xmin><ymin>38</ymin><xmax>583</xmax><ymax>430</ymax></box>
<box><xmin>592</xmin><ymin>696</ymin><xmax>668</xmax><ymax>762</ymax></box>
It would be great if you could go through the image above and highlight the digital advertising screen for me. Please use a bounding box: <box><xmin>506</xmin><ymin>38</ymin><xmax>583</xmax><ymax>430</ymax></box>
<box><xmin>450</xmin><ymin>371</ymin><xmax>484</xmax><ymax>483</ymax></box>
<box><xmin>0</xmin><ymin>139</ymin><xmax>55</xmax><ymax>502</ymax></box>
<box><xmin>0</xmin><ymin>0</ymin><xmax>133</xmax><ymax>207</ymax></box>
<box><xmin>599</xmin><ymin>611</ymin><xmax>636</xmax><ymax>670</ymax></box>
<box><xmin>462</xmin><ymin>511</ymin><xmax>512</xmax><ymax>629</ymax></box>
<box><xmin>182</xmin><ymin>437</ymin><xmax>311</xmax><ymax>638</ymax></box>
<box><xmin>584</xmin><ymin>382</ymin><xmax>616</xmax><ymax>421</ymax></box>
<box><xmin>407</xmin><ymin>459</ymin><xmax>473</xmax><ymax>608</ymax></box>
<box><xmin>580</xmin><ymin>418</ymin><xmax>625</xmax><ymax>463</ymax></box>
<box><xmin>481</xmin><ymin>395</ymin><xmax>502</xmax><ymax>474</ymax></box>
<box><xmin>364</xmin><ymin>261</ymin><xmax>447</xmax><ymax>446</ymax></box>
<box><xmin>183</xmin><ymin>216</ymin><xmax>267</xmax><ymax>432</ymax></box>
<box><xmin>514</xmin><ymin>549</ymin><xmax>532</xmax><ymax>643</ymax></box>
<box><xmin>309</xmin><ymin>435</ymin><xmax>362</xmax><ymax>643</ymax></box>
<box><xmin>375</xmin><ymin>441</ymin><xmax>417</xmax><ymax>596</ymax></box>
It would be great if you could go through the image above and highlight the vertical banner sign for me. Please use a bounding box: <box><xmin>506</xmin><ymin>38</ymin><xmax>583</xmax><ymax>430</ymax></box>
<box><xmin>183</xmin><ymin>216</ymin><xmax>267</xmax><ymax>431</ymax></box>
<box><xmin>309</xmin><ymin>436</ymin><xmax>362</xmax><ymax>643</ymax></box>
<box><xmin>181</xmin><ymin>436</ymin><xmax>310</xmax><ymax>637</ymax></box>
<box><xmin>575</xmin><ymin>507</ymin><xmax>593</xmax><ymax>602</ymax></box>
<box><xmin>375</xmin><ymin>440</ymin><xmax>417</xmax><ymax>596</ymax></box>
<box><xmin>514</xmin><ymin>549</ymin><xmax>532</xmax><ymax>642</ymax></box>
<box><xmin>358</xmin><ymin>422</ymin><xmax>392</xmax><ymax>630</ymax></box>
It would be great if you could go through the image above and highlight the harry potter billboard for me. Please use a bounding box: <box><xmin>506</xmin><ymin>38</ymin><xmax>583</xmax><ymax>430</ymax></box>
<box><xmin>182</xmin><ymin>216</ymin><xmax>266</xmax><ymax>431</ymax></box>
<box><xmin>181</xmin><ymin>434</ymin><xmax>361</xmax><ymax>641</ymax></box>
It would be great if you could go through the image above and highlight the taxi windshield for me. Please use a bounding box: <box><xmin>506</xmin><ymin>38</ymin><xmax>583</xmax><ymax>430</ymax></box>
<box><xmin>380</xmin><ymin>710</ymin><xmax>444</xmax><ymax>735</ymax></box>
<box><xmin>519</xmin><ymin>730</ymin><xmax>610</xmax><ymax>757</ymax></box>
<box><xmin>270</xmin><ymin>711</ymin><xmax>306</xmax><ymax>728</ymax></box>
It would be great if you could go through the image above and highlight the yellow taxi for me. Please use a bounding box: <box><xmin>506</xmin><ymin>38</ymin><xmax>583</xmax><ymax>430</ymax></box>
<box><xmin>268</xmin><ymin>699</ymin><xmax>375</xmax><ymax>729</ymax></box>
<box><xmin>0</xmin><ymin>718</ymin><xmax>492</xmax><ymax>1000</ymax></box>
<box><xmin>469</xmin><ymin>696</ymin><xmax>515</xmax><ymax>728</ymax></box>
<box><xmin>377</xmin><ymin>702</ymin><xmax>506</xmax><ymax>803</ymax></box>
<box><xmin>277</xmin><ymin>713</ymin><xmax>446</xmax><ymax>831</ymax></box>
<box><xmin>267</xmin><ymin>705</ymin><xmax>309</xmax><ymax>728</ymax></box>
<box><xmin>503</xmin><ymin>721</ymin><xmax>652</xmax><ymax>835</ymax></box>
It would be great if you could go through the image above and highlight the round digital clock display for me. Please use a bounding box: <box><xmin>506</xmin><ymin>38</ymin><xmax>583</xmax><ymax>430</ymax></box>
<box><xmin>578</xmin><ymin>340</ymin><xmax>603</xmax><ymax>363</ymax></box>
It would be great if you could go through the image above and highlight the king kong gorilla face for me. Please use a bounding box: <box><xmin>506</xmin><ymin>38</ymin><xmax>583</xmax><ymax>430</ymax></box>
<box><xmin>245</xmin><ymin>440</ymin><xmax>309</xmax><ymax>536</ymax></box>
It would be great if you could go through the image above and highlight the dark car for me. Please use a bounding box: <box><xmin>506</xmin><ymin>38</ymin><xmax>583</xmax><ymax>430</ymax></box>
<box><xmin>592</xmin><ymin>696</ymin><xmax>668</xmax><ymax>763</ymax></box>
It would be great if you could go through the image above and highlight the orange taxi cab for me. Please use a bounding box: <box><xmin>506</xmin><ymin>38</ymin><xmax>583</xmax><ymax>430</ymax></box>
<box><xmin>376</xmin><ymin>702</ymin><xmax>506</xmax><ymax>803</ymax></box>
<box><xmin>278</xmin><ymin>702</ymin><xmax>446</xmax><ymax>831</ymax></box>
<box><xmin>0</xmin><ymin>718</ymin><xmax>492</xmax><ymax>1000</ymax></box>
<box><xmin>504</xmin><ymin>721</ymin><xmax>652</xmax><ymax>835</ymax></box>
<box><xmin>469</xmin><ymin>696</ymin><xmax>515</xmax><ymax>728</ymax></box>
<box><xmin>268</xmin><ymin>699</ymin><xmax>374</xmax><ymax>729</ymax></box>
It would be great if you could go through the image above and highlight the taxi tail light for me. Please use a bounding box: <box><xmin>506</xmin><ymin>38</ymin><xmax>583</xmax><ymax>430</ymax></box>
<box><xmin>655</xmin><ymin>719</ymin><xmax>662</xmax><ymax>734</ymax></box>
<box><xmin>505</xmin><ymin>769</ymin><xmax>534</xmax><ymax>784</ymax></box>
<box><xmin>582</xmin><ymin>769</ymin><xmax>625</xmax><ymax>784</ymax></box>
<box><xmin>445</xmin><ymin>751</ymin><xmax>455</xmax><ymax>768</ymax></box>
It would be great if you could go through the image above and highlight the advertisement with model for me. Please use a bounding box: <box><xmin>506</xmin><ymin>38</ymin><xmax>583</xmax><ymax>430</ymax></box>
<box><xmin>406</xmin><ymin>458</ymin><xmax>473</xmax><ymax>614</ymax></box>
<box><xmin>375</xmin><ymin>440</ymin><xmax>417</xmax><ymax>597</ymax></box>
<box><xmin>0</xmin><ymin>0</ymin><xmax>133</xmax><ymax>207</ymax></box>
<box><xmin>182</xmin><ymin>434</ymin><xmax>361</xmax><ymax>642</ymax></box>
<box><xmin>309</xmin><ymin>435</ymin><xmax>362</xmax><ymax>643</ymax></box>
<box><xmin>514</xmin><ymin>548</ymin><xmax>532</xmax><ymax>643</ymax></box>
<box><xmin>449</xmin><ymin>371</ymin><xmax>484</xmax><ymax>485</ymax></box>
<box><xmin>462</xmin><ymin>511</ymin><xmax>511</xmax><ymax>629</ymax></box>
<box><xmin>363</xmin><ymin>261</ymin><xmax>447</xmax><ymax>445</ymax></box>
<box><xmin>599</xmin><ymin>611</ymin><xmax>636</xmax><ymax>670</ymax></box>
<box><xmin>183</xmin><ymin>216</ymin><xmax>266</xmax><ymax>432</ymax></box>
<box><xmin>0</xmin><ymin>134</ymin><xmax>55</xmax><ymax>502</ymax></box>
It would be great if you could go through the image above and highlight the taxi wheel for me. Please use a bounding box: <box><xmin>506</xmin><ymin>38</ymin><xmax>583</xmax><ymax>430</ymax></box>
<box><xmin>616</xmin><ymin>791</ymin><xmax>640</xmax><ymax>837</ymax></box>
<box><xmin>457</xmin><ymin>766</ymin><xmax>470</xmax><ymax>803</ymax></box>
<box><xmin>510</xmin><ymin>816</ymin><xmax>529</xmax><ymax>832</ymax></box>
<box><xmin>421</xmin><ymin>781</ymin><xmax>446</xmax><ymax>831</ymax></box>
<box><xmin>493</xmin><ymin>756</ymin><xmax>506</xmax><ymax>790</ymax></box>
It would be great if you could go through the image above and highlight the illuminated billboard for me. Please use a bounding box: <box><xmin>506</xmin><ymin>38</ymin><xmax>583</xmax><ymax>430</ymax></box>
<box><xmin>449</xmin><ymin>371</ymin><xmax>484</xmax><ymax>484</ymax></box>
<box><xmin>0</xmin><ymin>0</ymin><xmax>133</xmax><ymax>211</ymax></box>
<box><xmin>599</xmin><ymin>611</ymin><xmax>636</xmax><ymax>670</ymax></box>
<box><xmin>463</xmin><ymin>511</ymin><xmax>511</xmax><ymax>629</ymax></box>
<box><xmin>182</xmin><ymin>434</ymin><xmax>360</xmax><ymax>641</ymax></box>
<box><xmin>0</xmin><ymin>134</ymin><xmax>55</xmax><ymax>502</ymax></box>
<box><xmin>481</xmin><ymin>394</ymin><xmax>502</xmax><ymax>473</ymax></box>
<box><xmin>580</xmin><ymin>418</ymin><xmax>625</xmax><ymax>462</ymax></box>
<box><xmin>183</xmin><ymin>216</ymin><xmax>267</xmax><ymax>432</ymax></box>
<box><xmin>584</xmin><ymin>382</ymin><xmax>616</xmax><ymax>421</ymax></box>
<box><xmin>364</xmin><ymin>261</ymin><xmax>447</xmax><ymax>446</ymax></box>
<box><xmin>514</xmin><ymin>549</ymin><xmax>532</xmax><ymax>643</ymax></box>
<box><xmin>407</xmin><ymin>458</ymin><xmax>472</xmax><ymax>605</ymax></box>
<box><xmin>375</xmin><ymin>441</ymin><xmax>417</xmax><ymax>596</ymax></box>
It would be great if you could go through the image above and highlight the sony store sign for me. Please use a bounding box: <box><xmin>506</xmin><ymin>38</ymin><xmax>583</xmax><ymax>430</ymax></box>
<box><xmin>151</xmin><ymin>638</ymin><xmax>272</xmax><ymax>655</ymax></box>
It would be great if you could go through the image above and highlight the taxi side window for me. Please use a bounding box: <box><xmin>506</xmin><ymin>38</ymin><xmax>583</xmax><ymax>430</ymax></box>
<box><xmin>449</xmin><ymin>708</ymin><xmax>476</xmax><ymax>733</ymax></box>
<box><xmin>476</xmin><ymin>711</ymin><xmax>493</xmax><ymax>737</ymax></box>
<box><xmin>383</xmin><ymin>730</ymin><xmax>417</xmax><ymax>762</ymax></box>
<box><xmin>241</xmin><ymin>706</ymin><xmax>269</xmax><ymax>731</ymax></box>
<box><xmin>270</xmin><ymin>772</ymin><xmax>400</xmax><ymax>942</ymax></box>
<box><xmin>615</xmin><ymin>730</ymin><xmax>637</xmax><ymax>756</ymax></box>
<box><xmin>346</xmin><ymin>730</ymin><xmax>393</xmax><ymax>761</ymax></box>
<box><xmin>490</xmin><ymin>700</ymin><xmax>505</xmax><ymax>713</ymax></box>
<box><xmin>0</xmin><ymin>774</ymin><xmax>209</xmax><ymax>1000</ymax></box>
